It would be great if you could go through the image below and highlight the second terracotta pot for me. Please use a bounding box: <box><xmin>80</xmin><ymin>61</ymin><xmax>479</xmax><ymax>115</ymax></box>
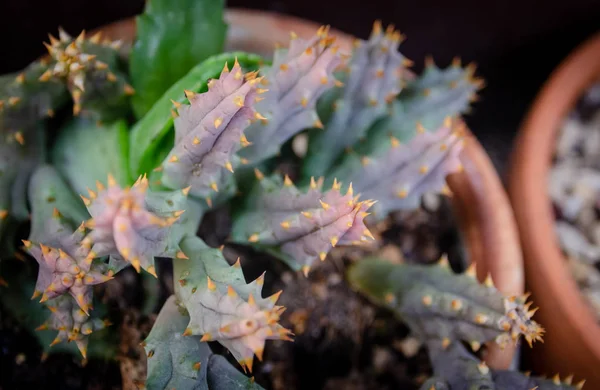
<box><xmin>508</xmin><ymin>31</ymin><xmax>600</xmax><ymax>388</ymax></box>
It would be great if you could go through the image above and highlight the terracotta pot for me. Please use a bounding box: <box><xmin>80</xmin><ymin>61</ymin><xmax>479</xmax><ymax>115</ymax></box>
<box><xmin>508</xmin><ymin>31</ymin><xmax>600</xmax><ymax>388</ymax></box>
<box><xmin>94</xmin><ymin>8</ymin><xmax>523</xmax><ymax>370</ymax></box>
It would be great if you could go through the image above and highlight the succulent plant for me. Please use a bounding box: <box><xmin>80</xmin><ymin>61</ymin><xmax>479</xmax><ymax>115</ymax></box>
<box><xmin>326</xmin><ymin>117</ymin><xmax>465</xmax><ymax>219</ymax></box>
<box><xmin>19</xmin><ymin>165</ymin><xmax>113</xmax><ymax>358</ymax></box>
<box><xmin>0</xmin><ymin>0</ymin><xmax>565</xmax><ymax>388</ymax></box>
<box><xmin>80</xmin><ymin>174</ymin><xmax>190</xmax><ymax>275</ymax></box>
<box><xmin>347</xmin><ymin>256</ymin><xmax>545</xmax><ymax>351</ymax></box>
<box><xmin>39</xmin><ymin>28</ymin><xmax>135</xmax><ymax>121</ymax></box>
<box><xmin>35</xmin><ymin>294</ymin><xmax>111</xmax><ymax>358</ymax></box>
<box><xmin>239</xmin><ymin>25</ymin><xmax>342</xmax><ymax>165</ymax></box>
<box><xmin>23</xmin><ymin>220</ymin><xmax>112</xmax><ymax>313</ymax></box>
<box><xmin>230</xmin><ymin>172</ymin><xmax>375</xmax><ymax>275</ymax></box>
<box><xmin>144</xmin><ymin>295</ymin><xmax>265</xmax><ymax>389</ymax></box>
<box><xmin>382</xmin><ymin>56</ymin><xmax>483</xmax><ymax>141</ymax></box>
<box><xmin>173</xmin><ymin>236</ymin><xmax>292</xmax><ymax>373</ymax></box>
<box><xmin>0</xmin><ymin>62</ymin><xmax>66</xmax><ymax>140</ymax></box>
<box><xmin>420</xmin><ymin>341</ymin><xmax>583</xmax><ymax>390</ymax></box>
<box><xmin>302</xmin><ymin>21</ymin><xmax>409</xmax><ymax>178</ymax></box>
<box><xmin>156</xmin><ymin>59</ymin><xmax>265</xmax><ymax>207</ymax></box>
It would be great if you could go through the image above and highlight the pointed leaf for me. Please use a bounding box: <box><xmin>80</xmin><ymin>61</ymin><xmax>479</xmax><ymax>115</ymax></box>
<box><xmin>129</xmin><ymin>0</ymin><xmax>228</xmax><ymax>118</ymax></box>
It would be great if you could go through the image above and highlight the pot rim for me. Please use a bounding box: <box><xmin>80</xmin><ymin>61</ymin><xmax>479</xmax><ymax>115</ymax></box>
<box><xmin>93</xmin><ymin>7</ymin><xmax>524</xmax><ymax>369</ymax></box>
<box><xmin>508</xmin><ymin>31</ymin><xmax>600</xmax><ymax>359</ymax></box>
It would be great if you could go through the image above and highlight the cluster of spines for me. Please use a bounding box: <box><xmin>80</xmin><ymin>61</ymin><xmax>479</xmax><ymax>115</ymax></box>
<box><xmin>142</xmin><ymin>295</ymin><xmax>267</xmax><ymax>389</ymax></box>
<box><xmin>231</xmin><ymin>171</ymin><xmax>375</xmax><ymax>276</ymax></box>
<box><xmin>39</xmin><ymin>28</ymin><xmax>134</xmax><ymax>118</ymax></box>
<box><xmin>408</xmin><ymin>55</ymin><xmax>484</xmax><ymax>105</ymax></box>
<box><xmin>35</xmin><ymin>295</ymin><xmax>111</xmax><ymax>358</ymax></box>
<box><xmin>156</xmin><ymin>59</ymin><xmax>266</xmax><ymax>207</ymax></box>
<box><xmin>384</xmin><ymin>54</ymin><xmax>484</xmax><ymax>139</ymax></box>
<box><xmin>79</xmin><ymin>173</ymin><xmax>189</xmax><ymax>275</ymax></box>
<box><xmin>348</xmin><ymin>255</ymin><xmax>545</xmax><ymax>353</ymax></box>
<box><xmin>303</xmin><ymin>20</ymin><xmax>410</xmax><ymax>178</ymax></box>
<box><xmin>239</xmin><ymin>25</ymin><xmax>343</xmax><ymax>164</ymax></box>
<box><xmin>173</xmin><ymin>237</ymin><xmax>293</xmax><ymax>373</ymax></box>
<box><xmin>327</xmin><ymin>116</ymin><xmax>465</xmax><ymax>218</ymax></box>
<box><xmin>410</xmin><ymin>257</ymin><xmax>544</xmax><ymax>351</ymax></box>
<box><xmin>20</xmin><ymin>210</ymin><xmax>113</xmax><ymax>358</ymax></box>
<box><xmin>185</xmin><ymin>280</ymin><xmax>290</xmax><ymax>373</ymax></box>
<box><xmin>22</xmin><ymin>214</ymin><xmax>112</xmax><ymax>315</ymax></box>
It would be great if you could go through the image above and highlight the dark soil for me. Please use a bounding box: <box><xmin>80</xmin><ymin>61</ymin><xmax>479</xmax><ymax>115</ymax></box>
<box><xmin>0</xmin><ymin>196</ymin><xmax>464</xmax><ymax>390</ymax></box>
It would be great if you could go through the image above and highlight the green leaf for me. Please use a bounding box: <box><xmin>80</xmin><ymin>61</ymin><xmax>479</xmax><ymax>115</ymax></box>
<box><xmin>128</xmin><ymin>52</ymin><xmax>265</xmax><ymax>178</ymax></box>
<box><xmin>129</xmin><ymin>0</ymin><xmax>228</xmax><ymax>118</ymax></box>
<box><xmin>27</xmin><ymin>164</ymin><xmax>89</xmax><ymax>244</ymax></box>
<box><xmin>51</xmin><ymin>117</ymin><xmax>131</xmax><ymax>196</ymax></box>
<box><xmin>145</xmin><ymin>295</ymin><xmax>265</xmax><ymax>390</ymax></box>
<box><xmin>0</xmin><ymin>123</ymin><xmax>46</xmax><ymax>242</ymax></box>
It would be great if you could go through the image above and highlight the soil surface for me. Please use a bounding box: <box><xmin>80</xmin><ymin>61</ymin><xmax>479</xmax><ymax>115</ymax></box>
<box><xmin>0</xmin><ymin>195</ymin><xmax>464</xmax><ymax>390</ymax></box>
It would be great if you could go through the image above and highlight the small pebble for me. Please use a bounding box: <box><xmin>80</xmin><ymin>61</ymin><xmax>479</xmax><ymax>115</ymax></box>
<box><xmin>291</xmin><ymin>133</ymin><xmax>308</xmax><ymax>158</ymax></box>
<box><xmin>393</xmin><ymin>337</ymin><xmax>421</xmax><ymax>358</ymax></box>
<box><xmin>327</xmin><ymin>273</ymin><xmax>342</xmax><ymax>286</ymax></box>
<box><xmin>422</xmin><ymin>193</ymin><xmax>441</xmax><ymax>212</ymax></box>
<box><xmin>373</xmin><ymin>347</ymin><xmax>393</xmax><ymax>373</ymax></box>
<box><xmin>15</xmin><ymin>353</ymin><xmax>26</xmax><ymax>365</ymax></box>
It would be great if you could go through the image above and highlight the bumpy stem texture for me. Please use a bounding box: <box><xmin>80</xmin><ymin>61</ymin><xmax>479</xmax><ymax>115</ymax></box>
<box><xmin>24</xmin><ymin>166</ymin><xmax>112</xmax><ymax>358</ymax></box>
<box><xmin>326</xmin><ymin>117</ymin><xmax>464</xmax><ymax>219</ymax></box>
<box><xmin>230</xmin><ymin>172</ymin><xmax>375</xmax><ymax>275</ymax></box>
<box><xmin>0</xmin><ymin>62</ymin><xmax>66</xmax><ymax>140</ymax></box>
<box><xmin>303</xmin><ymin>21</ymin><xmax>409</xmax><ymax>178</ymax></box>
<box><xmin>420</xmin><ymin>341</ymin><xmax>583</xmax><ymax>390</ymax></box>
<box><xmin>370</xmin><ymin>57</ymin><xmax>483</xmax><ymax>143</ymax></box>
<box><xmin>159</xmin><ymin>59</ymin><xmax>264</xmax><ymax>208</ymax></box>
<box><xmin>80</xmin><ymin>174</ymin><xmax>190</xmax><ymax>275</ymax></box>
<box><xmin>347</xmin><ymin>257</ymin><xmax>545</xmax><ymax>351</ymax></box>
<box><xmin>35</xmin><ymin>295</ymin><xmax>110</xmax><ymax>359</ymax></box>
<box><xmin>25</xmin><ymin>164</ymin><xmax>98</xmax><ymax>306</ymax></box>
<box><xmin>144</xmin><ymin>295</ymin><xmax>265</xmax><ymax>389</ymax></box>
<box><xmin>23</xmin><ymin>219</ymin><xmax>112</xmax><ymax>314</ymax></box>
<box><xmin>238</xmin><ymin>25</ymin><xmax>342</xmax><ymax>165</ymax></box>
<box><xmin>173</xmin><ymin>236</ymin><xmax>292</xmax><ymax>374</ymax></box>
<box><xmin>39</xmin><ymin>28</ymin><xmax>134</xmax><ymax>121</ymax></box>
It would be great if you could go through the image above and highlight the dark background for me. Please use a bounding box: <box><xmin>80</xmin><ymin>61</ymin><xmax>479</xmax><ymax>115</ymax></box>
<box><xmin>2</xmin><ymin>0</ymin><xmax>599</xmax><ymax>174</ymax></box>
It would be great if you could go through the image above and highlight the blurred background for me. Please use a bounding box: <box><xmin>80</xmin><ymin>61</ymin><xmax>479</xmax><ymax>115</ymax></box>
<box><xmin>1</xmin><ymin>0</ymin><xmax>599</xmax><ymax>173</ymax></box>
